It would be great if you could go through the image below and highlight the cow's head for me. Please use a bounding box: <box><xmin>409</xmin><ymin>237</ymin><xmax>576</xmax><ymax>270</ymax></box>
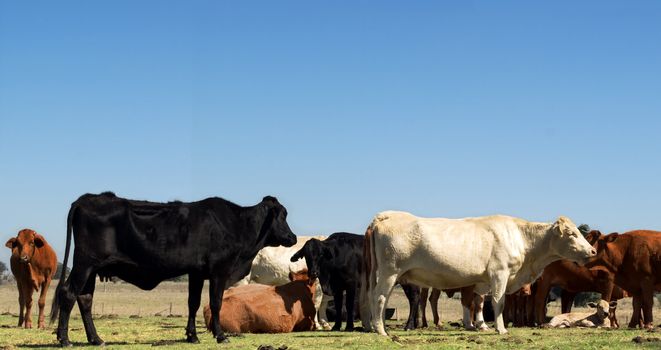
<box><xmin>260</xmin><ymin>196</ymin><xmax>297</xmax><ymax>248</ymax></box>
<box><xmin>5</xmin><ymin>229</ymin><xmax>44</xmax><ymax>264</ymax></box>
<box><xmin>549</xmin><ymin>216</ymin><xmax>596</xmax><ymax>265</ymax></box>
<box><xmin>588</xmin><ymin>300</ymin><xmax>615</xmax><ymax>320</ymax></box>
<box><xmin>584</xmin><ymin>230</ymin><xmax>604</xmax><ymax>245</ymax></box>
<box><xmin>290</xmin><ymin>238</ymin><xmax>329</xmax><ymax>281</ymax></box>
<box><xmin>584</xmin><ymin>233</ymin><xmax>621</xmax><ymax>271</ymax></box>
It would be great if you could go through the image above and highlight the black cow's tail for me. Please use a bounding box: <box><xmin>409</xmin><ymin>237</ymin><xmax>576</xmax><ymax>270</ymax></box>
<box><xmin>50</xmin><ymin>201</ymin><xmax>77</xmax><ymax>324</ymax></box>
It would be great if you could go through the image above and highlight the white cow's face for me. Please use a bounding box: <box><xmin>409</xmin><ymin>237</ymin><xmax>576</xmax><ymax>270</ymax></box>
<box><xmin>550</xmin><ymin>216</ymin><xmax>596</xmax><ymax>264</ymax></box>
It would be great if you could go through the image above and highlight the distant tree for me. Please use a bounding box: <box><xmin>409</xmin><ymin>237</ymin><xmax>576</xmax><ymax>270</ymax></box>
<box><xmin>55</xmin><ymin>262</ymin><xmax>71</xmax><ymax>279</ymax></box>
<box><xmin>0</xmin><ymin>261</ymin><xmax>7</xmax><ymax>276</ymax></box>
<box><xmin>573</xmin><ymin>292</ymin><xmax>600</xmax><ymax>307</ymax></box>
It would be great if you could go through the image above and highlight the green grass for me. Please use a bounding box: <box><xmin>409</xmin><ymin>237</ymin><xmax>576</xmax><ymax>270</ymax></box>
<box><xmin>1</xmin><ymin>282</ymin><xmax>660</xmax><ymax>349</ymax></box>
<box><xmin>1</xmin><ymin>315</ymin><xmax>660</xmax><ymax>349</ymax></box>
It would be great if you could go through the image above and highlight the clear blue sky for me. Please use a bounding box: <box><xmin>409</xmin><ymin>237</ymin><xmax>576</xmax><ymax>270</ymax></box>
<box><xmin>2</xmin><ymin>1</ymin><xmax>661</xmax><ymax>265</ymax></box>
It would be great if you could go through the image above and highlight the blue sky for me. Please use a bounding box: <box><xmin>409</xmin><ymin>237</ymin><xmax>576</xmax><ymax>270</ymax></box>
<box><xmin>1</xmin><ymin>1</ymin><xmax>661</xmax><ymax>265</ymax></box>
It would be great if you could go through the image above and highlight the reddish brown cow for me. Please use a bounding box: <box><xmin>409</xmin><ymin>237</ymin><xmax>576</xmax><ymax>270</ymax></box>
<box><xmin>418</xmin><ymin>286</ymin><xmax>487</xmax><ymax>330</ymax></box>
<box><xmin>533</xmin><ymin>259</ymin><xmax>629</xmax><ymax>327</ymax></box>
<box><xmin>203</xmin><ymin>270</ymin><xmax>316</xmax><ymax>333</ymax></box>
<box><xmin>5</xmin><ymin>229</ymin><xmax>57</xmax><ymax>329</ymax></box>
<box><xmin>504</xmin><ymin>284</ymin><xmax>534</xmax><ymax>327</ymax></box>
<box><xmin>586</xmin><ymin>230</ymin><xmax>661</xmax><ymax>329</ymax></box>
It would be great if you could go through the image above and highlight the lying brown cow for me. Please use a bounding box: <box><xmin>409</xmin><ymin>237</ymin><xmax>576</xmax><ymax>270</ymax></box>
<box><xmin>586</xmin><ymin>230</ymin><xmax>661</xmax><ymax>329</ymax></box>
<box><xmin>5</xmin><ymin>229</ymin><xmax>57</xmax><ymax>329</ymax></box>
<box><xmin>203</xmin><ymin>270</ymin><xmax>316</xmax><ymax>333</ymax></box>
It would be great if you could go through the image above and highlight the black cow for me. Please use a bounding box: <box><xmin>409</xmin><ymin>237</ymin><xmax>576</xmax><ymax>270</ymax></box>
<box><xmin>291</xmin><ymin>232</ymin><xmax>363</xmax><ymax>331</ymax></box>
<box><xmin>50</xmin><ymin>192</ymin><xmax>296</xmax><ymax>346</ymax></box>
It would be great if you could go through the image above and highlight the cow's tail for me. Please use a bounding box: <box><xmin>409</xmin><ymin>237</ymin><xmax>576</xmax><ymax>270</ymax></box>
<box><xmin>359</xmin><ymin>221</ymin><xmax>377</xmax><ymax>331</ymax></box>
<box><xmin>50</xmin><ymin>201</ymin><xmax>77</xmax><ymax>324</ymax></box>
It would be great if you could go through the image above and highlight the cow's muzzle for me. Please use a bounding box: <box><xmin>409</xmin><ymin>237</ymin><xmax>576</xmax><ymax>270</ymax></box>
<box><xmin>20</xmin><ymin>255</ymin><xmax>30</xmax><ymax>263</ymax></box>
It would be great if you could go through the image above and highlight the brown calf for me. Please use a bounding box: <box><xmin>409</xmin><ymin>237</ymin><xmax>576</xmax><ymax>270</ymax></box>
<box><xmin>418</xmin><ymin>286</ymin><xmax>487</xmax><ymax>330</ymax></box>
<box><xmin>203</xmin><ymin>270</ymin><xmax>317</xmax><ymax>333</ymax></box>
<box><xmin>504</xmin><ymin>284</ymin><xmax>534</xmax><ymax>327</ymax></box>
<box><xmin>586</xmin><ymin>230</ymin><xmax>661</xmax><ymax>329</ymax></box>
<box><xmin>5</xmin><ymin>229</ymin><xmax>57</xmax><ymax>329</ymax></box>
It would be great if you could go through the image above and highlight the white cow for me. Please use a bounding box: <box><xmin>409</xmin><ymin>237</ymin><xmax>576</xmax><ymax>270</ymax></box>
<box><xmin>361</xmin><ymin>212</ymin><xmax>596</xmax><ymax>335</ymax></box>
<box><xmin>544</xmin><ymin>300</ymin><xmax>615</xmax><ymax>328</ymax></box>
<box><xmin>234</xmin><ymin>235</ymin><xmax>332</xmax><ymax>330</ymax></box>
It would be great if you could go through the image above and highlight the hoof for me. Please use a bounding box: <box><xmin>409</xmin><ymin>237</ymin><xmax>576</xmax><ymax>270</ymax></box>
<box><xmin>345</xmin><ymin>327</ymin><xmax>355</xmax><ymax>332</ymax></box>
<box><xmin>496</xmin><ymin>328</ymin><xmax>508</xmax><ymax>335</ymax></box>
<box><xmin>331</xmin><ymin>325</ymin><xmax>342</xmax><ymax>331</ymax></box>
<box><xmin>216</xmin><ymin>335</ymin><xmax>229</xmax><ymax>344</ymax></box>
<box><xmin>186</xmin><ymin>335</ymin><xmax>200</xmax><ymax>344</ymax></box>
<box><xmin>59</xmin><ymin>340</ymin><xmax>72</xmax><ymax>347</ymax></box>
<box><xmin>89</xmin><ymin>338</ymin><xmax>105</xmax><ymax>346</ymax></box>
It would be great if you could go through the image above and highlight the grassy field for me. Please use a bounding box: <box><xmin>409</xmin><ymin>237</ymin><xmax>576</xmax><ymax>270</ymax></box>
<box><xmin>0</xmin><ymin>281</ymin><xmax>660</xmax><ymax>349</ymax></box>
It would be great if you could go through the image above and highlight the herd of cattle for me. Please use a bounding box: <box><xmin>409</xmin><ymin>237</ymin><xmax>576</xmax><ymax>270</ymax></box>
<box><xmin>3</xmin><ymin>192</ymin><xmax>661</xmax><ymax>346</ymax></box>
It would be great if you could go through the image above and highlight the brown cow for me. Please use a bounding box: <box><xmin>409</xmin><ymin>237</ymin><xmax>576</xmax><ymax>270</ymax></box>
<box><xmin>533</xmin><ymin>259</ymin><xmax>629</xmax><ymax>327</ymax></box>
<box><xmin>629</xmin><ymin>283</ymin><xmax>661</xmax><ymax>328</ymax></box>
<box><xmin>586</xmin><ymin>230</ymin><xmax>661</xmax><ymax>329</ymax></box>
<box><xmin>504</xmin><ymin>284</ymin><xmax>534</xmax><ymax>327</ymax></box>
<box><xmin>203</xmin><ymin>269</ymin><xmax>316</xmax><ymax>333</ymax></box>
<box><xmin>5</xmin><ymin>229</ymin><xmax>57</xmax><ymax>329</ymax></box>
<box><xmin>418</xmin><ymin>287</ymin><xmax>485</xmax><ymax>329</ymax></box>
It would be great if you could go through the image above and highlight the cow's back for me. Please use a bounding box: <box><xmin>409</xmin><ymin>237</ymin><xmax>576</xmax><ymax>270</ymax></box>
<box><xmin>206</xmin><ymin>281</ymin><xmax>315</xmax><ymax>333</ymax></box>
<box><xmin>249</xmin><ymin>236</ymin><xmax>325</xmax><ymax>285</ymax></box>
<box><xmin>372</xmin><ymin>211</ymin><xmax>519</xmax><ymax>288</ymax></box>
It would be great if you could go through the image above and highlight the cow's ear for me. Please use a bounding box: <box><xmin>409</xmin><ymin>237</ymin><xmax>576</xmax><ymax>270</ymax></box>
<box><xmin>587</xmin><ymin>302</ymin><xmax>597</xmax><ymax>308</ymax></box>
<box><xmin>34</xmin><ymin>234</ymin><xmax>45</xmax><ymax>248</ymax></box>
<box><xmin>585</xmin><ymin>230</ymin><xmax>602</xmax><ymax>245</ymax></box>
<box><xmin>290</xmin><ymin>249</ymin><xmax>304</xmax><ymax>262</ymax></box>
<box><xmin>5</xmin><ymin>237</ymin><xmax>16</xmax><ymax>249</ymax></box>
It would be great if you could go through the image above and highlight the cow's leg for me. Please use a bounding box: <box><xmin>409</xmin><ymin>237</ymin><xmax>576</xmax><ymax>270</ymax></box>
<box><xmin>462</xmin><ymin>291</ymin><xmax>475</xmax><ymax>330</ymax></box>
<box><xmin>56</xmin><ymin>265</ymin><xmax>94</xmax><ymax>347</ymax></box>
<box><xmin>533</xmin><ymin>279</ymin><xmax>551</xmax><ymax>326</ymax></box>
<box><xmin>609</xmin><ymin>304</ymin><xmax>619</xmax><ymax>328</ymax></box>
<box><xmin>312</xmin><ymin>283</ymin><xmax>325</xmax><ymax>330</ymax></box>
<box><xmin>473</xmin><ymin>294</ymin><xmax>489</xmax><ymax>330</ymax></box>
<box><xmin>430</xmin><ymin>289</ymin><xmax>441</xmax><ymax>327</ymax></box>
<box><xmin>640</xmin><ymin>282</ymin><xmax>654</xmax><ymax>329</ymax></box>
<box><xmin>490</xmin><ymin>274</ymin><xmax>509</xmax><ymax>334</ymax></box>
<box><xmin>24</xmin><ymin>284</ymin><xmax>33</xmax><ymax>329</ymax></box>
<box><xmin>37</xmin><ymin>277</ymin><xmax>52</xmax><ymax>329</ymax></box>
<box><xmin>77</xmin><ymin>273</ymin><xmax>103</xmax><ymax>345</ymax></box>
<box><xmin>402</xmin><ymin>284</ymin><xmax>420</xmax><ymax>330</ymax></box>
<box><xmin>370</xmin><ymin>273</ymin><xmax>397</xmax><ymax>336</ymax></box>
<box><xmin>561</xmin><ymin>291</ymin><xmax>576</xmax><ymax>314</ymax></box>
<box><xmin>629</xmin><ymin>294</ymin><xmax>642</xmax><ymax>328</ymax></box>
<box><xmin>209</xmin><ymin>276</ymin><xmax>228</xmax><ymax>343</ymax></box>
<box><xmin>320</xmin><ymin>294</ymin><xmax>332</xmax><ymax>330</ymax></box>
<box><xmin>16</xmin><ymin>279</ymin><xmax>25</xmax><ymax>327</ymax></box>
<box><xmin>345</xmin><ymin>287</ymin><xmax>356</xmax><ymax>331</ymax></box>
<box><xmin>419</xmin><ymin>287</ymin><xmax>428</xmax><ymax>328</ymax></box>
<box><xmin>331</xmin><ymin>289</ymin><xmax>344</xmax><ymax>331</ymax></box>
<box><xmin>185</xmin><ymin>274</ymin><xmax>204</xmax><ymax>343</ymax></box>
